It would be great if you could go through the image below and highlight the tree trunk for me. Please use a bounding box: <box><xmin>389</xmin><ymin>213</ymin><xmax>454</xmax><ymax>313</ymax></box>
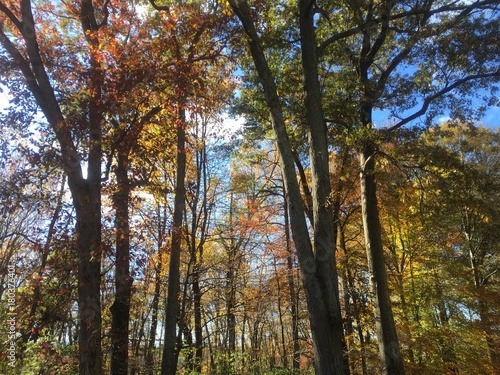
<box><xmin>145</xmin><ymin>237</ymin><xmax>164</xmax><ymax>375</ymax></box>
<box><xmin>299</xmin><ymin>1</ymin><xmax>346</xmax><ymax>372</ymax></box>
<box><xmin>111</xmin><ymin>150</ymin><xmax>133</xmax><ymax>375</ymax></box>
<box><xmin>359</xmin><ymin>143</ymin><xmax>405</xmax><ymax>375</ymax></box>
<box><xmin>226</xmin><ymin>192</ymin><xmax>238</xmax><ymax>360</ymax></box>
<box><xmin>284</xmin><ymin>195</ymin><xmax>300</xmax><ymax>372</ymax></box>
<box><xmin>189</xmin><ymin>131</ymin><xmax>210</xmax><ymax>373</ymax></box>
<box><xmin>464</xmin><ymin>211</ymin><xmax>500</xmax><ymax>372</ymax></box>
<box><xmin>0</xmin><ymin>2</ymin><xmax>104</xmax><ymax>374</ymax></box>
<box><xmin>192</xmin><ymin>269</ymin><xmax>204</xmax><ymax>372</ymax></box>
<box><xmin>274</xmin><ymin>255</ymin><xmax>288</xmax><ymax>368</ymax></box>
<box><xmin>227</xmin><ymin>2</ymin><xmax>345</xmax><ymax>373</ymax></box>
<box><xmin>74</xmin><ymin>178</ymin><xmax>102</xmax><ymax>375</ymax></box>
<box><xmin>161</xmin><ymin>108</ymin><xmax>188</xmax><ymax>375</ymax></box>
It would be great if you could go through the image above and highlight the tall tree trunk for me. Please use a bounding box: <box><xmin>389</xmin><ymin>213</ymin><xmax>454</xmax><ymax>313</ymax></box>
<box><xmin>359</xmin><ymin>142</ymin><xmax>405</xmax><ymax>375</ymax></box>
<box><xmin>226</xmin><ymin>192</ymin><xmax>238</xmax><ymax>360</ymax></box>
<box><xmin>192</xmin><ymin>269</ymin><xmax>204</xmax><ymax>372</ymax></box>
<box><xmin>75</xmin><ymin>2</ymin><xmax>105</xmax><ymax>373</ymax></box>
<box><xmin>341</xmin><ymin>224</ymin><xmax>369</xmax><ymax>375</ymax></box>
<box><xmin>145</xmin><ymin>148</ymin><xmax>170</xmax><ymax>375</ymax></box>
<box><xmin>189</xmin><ymin>129</ymin><xmax>210</xmax><ymax>373</ymax></box>
<box><xmin>145</xmin><ymin>235</ymin><xmax>164</xmax><ymax>375</ymax></box>
<box><xmin>299</xmin><ymin>1</ymin><xmax>346</xmax><ymax>372</ymax></box>
<box><xmin>274</xmin><ymin>255</ymin><xmax>288</xmax><ymax>368</ymax></box>
<box><xmin>74</xmin><ymin>178</ymin><xmax>102</xmax><ymax>375</ymax></box>
<box><xmin>284</xmin><ymin>195</ymin><xmax>300</xmax><ymax>372</ymax></box>
<box><xmin>1</xmin><ymin>2</ymin><xmax>106</xmax><ymax>373</ymax></box>
<box><xmin>228</xmin><ymin>1</ymin><xmax>345</xmax><ymax>373</ymax></box>
<box><xmin>111</xmin><ymin>150</ymin><xmax>133</xmax><ymax>375</ymax></box>
<box><xmin>161</xmin><ymin>108</ymin><xmax>188</xmax><ymax>375</ymax></box>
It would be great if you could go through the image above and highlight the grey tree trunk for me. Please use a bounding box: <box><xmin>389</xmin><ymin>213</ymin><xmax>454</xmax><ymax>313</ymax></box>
<box><xmin>299</xmin><ymin>1</ymin><xmax>346</xmax><ymax>373</ymax></box>
<box><xmin>283</xmin><ymin>199</ymin><xmax>300</xmax><ymax>371</ymax></box>
<box><xmin>228</xmin><ymin>1</ymin><xmax>345</xmax><ymax>373</ymax></box>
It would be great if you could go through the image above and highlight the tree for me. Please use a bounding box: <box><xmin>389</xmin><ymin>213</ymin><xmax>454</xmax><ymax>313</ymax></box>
<box><xmin>143</xmin><ymin>3</ymin><xmax>235</xmax><ymax>375</ymax></box>
<box><xmin>417</xmin><ymin>123</ymin><xmax>500</xmax><ymax>372</ymax></box>
<box><xmin>314</xmin><ymin>1</ymin><xmax>500</xmax><ymax>372</ymax></box>
<box><xmin>227</xmin><ymin>1</ymin><xmax>346</xmax><ymax>373</ymax></box>
<box><xmin>0</xmin><ymin>2</ymin><xmax>108</xmax><ymax>372</ymax></box>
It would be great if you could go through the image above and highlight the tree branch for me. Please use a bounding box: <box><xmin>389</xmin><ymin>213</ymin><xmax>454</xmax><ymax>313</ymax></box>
<box><xmin>318</xmin><ymin>0</ymin><xmax>499</xmax><ymax>55</ymax></box>
<box><xmin>0</xmin><ymin>2</ymin><xmax>23</xmax><ymax>31</ymax></box>
<box><xmin>148</xmin><ymin>0</ymin><xmax>170</xmax><ymax>12</ymax></box>
<box><xmin>386</xmin><ymin>69</ymin><xmax>500</xmax><ymax>132</ymax></box>
<box><xmin>0</xmin><ymin>232</ymin><xmax>39</xmax><ymax>245</ymax></box>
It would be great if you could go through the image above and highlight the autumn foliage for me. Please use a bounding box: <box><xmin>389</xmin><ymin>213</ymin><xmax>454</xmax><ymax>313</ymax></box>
<box><xmin>1</xmin><ymin>1</ymin><xmax>499</xmax><ymax>375</ymax></box>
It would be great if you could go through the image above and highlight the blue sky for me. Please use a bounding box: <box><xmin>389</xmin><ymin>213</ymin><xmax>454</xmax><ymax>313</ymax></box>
<box><xmin>1</xmin><ymin>85</ymin><xmax>498</xmax><ymax>133</ymax></box>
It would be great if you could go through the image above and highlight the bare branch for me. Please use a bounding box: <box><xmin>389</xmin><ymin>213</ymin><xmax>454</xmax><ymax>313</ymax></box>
<box><xmin>0</xmin><ymin>232</ymin><xmax>39</xmax><ymax>245</ymax></box>
<box><xmin>386</xmin><ymin>69</ymin><xmax>500</xmax><ymax>132</ymax></box>
<box><xmin>318</xmin><ymin>0</ymin><xmax>499</xmax><ymax>55</ymax></box>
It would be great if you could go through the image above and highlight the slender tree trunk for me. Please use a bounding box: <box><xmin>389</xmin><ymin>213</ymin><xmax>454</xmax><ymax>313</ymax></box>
<box><xmin>192</xmin><ymin>269</ymin><xmax>204</xmax><ymax>372</ymax></box>
<box><xmin>145</xmin><ymin>250</ymin><xmax>163</xmax><ymax>375</ymax></box>
<box><xmin>161</xmin><ymin>108</ymin><xmax>188</xmax><ymax>375</ymax></box>
<box><xmin>111</xmin><ymin>150</ymin><xmax>133</xmax><ymax>375</ymax></box>
<box><xmin>274</xmin><ymin>256</ymin><xmax>288</xmax><ymax>368</ymax></box>
<box><xmin>226</xmin><ymin>256</ymin><xmax>236</xmax><ymax>358</ymax></box>
<box><xmin>226</xmin><ymin>193</ymin><xmax>238</xmax><ymax>358</ymax></box>
<box><xmin>341</xmin><ymin>224</ymin><xmax>369</xmax><ymax>375</ymax></box>
<box><xmin>284</xmin><ymin>196</ymin><xmax>300</xmax><ymax>372</ymax></box>
<box><xmin>359</xmin><ymin>143</ymin><xmax>405</xmax><ymax>375</ymax></box>
<box><xmin>145</xmin><ymin>202</ymin><xmax>167</xmax><ymax>375</ymax></box>
<box><xmin>189</xmin><ymin>132</ymin><xmax>209</xmax><ymax>373</ymax></box>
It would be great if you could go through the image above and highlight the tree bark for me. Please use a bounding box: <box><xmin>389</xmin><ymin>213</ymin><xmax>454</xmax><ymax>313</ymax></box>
<box><xmin>227</xmin><ymin>2</ymin><xmax>345</xmax><ymax>373</ymax></box>
<box><xmin>284</xmin><ymin>198</ymin><xmax>300</xmax><ymax>371</ymax></box>
<box><xmin>0</xmin><ymin>2</ymin><xmax>104</xmax><ymax>374</ymax></box>
<box><xmin>111</xmin><ymin>150</ymin><xmax>133</xmax><ymax>375</ymax></box>
<box><xmin>299</xmin><ymin>1</ymin><xmax>346</xmax><ymax>373</ymax></box>
<box><xmin>359</xmin><ymin>143</ymin><xmax>405</xmax><ymax>375</ymax></box>
<box><xmin>161</xmin><ymin>108</ymin><xmax>188</xmax><ymax>375</ymax></box>
<box><xmin>145</xmin><ymin>201</ymin><xmax>168</xmax><ymax>375</ymax></box>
